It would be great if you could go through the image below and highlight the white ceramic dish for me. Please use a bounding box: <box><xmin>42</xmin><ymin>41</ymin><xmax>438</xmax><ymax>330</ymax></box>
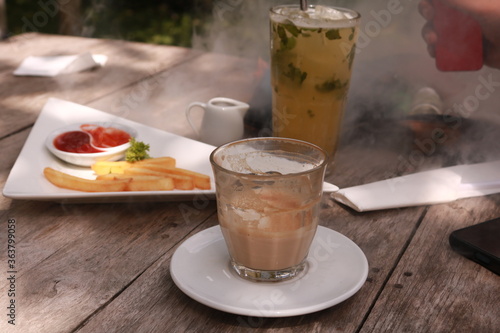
<box><xmin>45</xmin><ymin>122</ymin><xmax>137</xmax><ymax>167</ymax></box>
<box><xmin>170</xmin><ymin>225</ymin><xmax>369</xmax><ymax>317</ymax></box>
<box><xmin>3</xmin><ymin>98</ymin><xmax>217</xmax><ymax>203</ymax></box>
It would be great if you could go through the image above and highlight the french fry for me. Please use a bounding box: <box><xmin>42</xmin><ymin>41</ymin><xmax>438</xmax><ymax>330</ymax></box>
<box><xmin>95</xmin><ymin>174</ymin><xmax>175</xmax><ymax>191</ymax></box>
<box><xmin>170</xmin><ymin>167</ymin><xmax>211</xmax><ymax>190</ymax></box>
<box><xmin>134</xmin><ymin>165</ymin><xmax>211</xmax><ymax>190</ymax></box>
<box><xmin>123</xmin><ymin>167</ymin><xmax>195</xmax><ymax>190</ymax></box>
<box><xmin>91</xmin><ymin>161</ymin><xmax>133</xmax><ymax>175</ymax></box>
<box><xmin>44</xmin><ymin>167</ymin><xmax>129</xmax><ymax>192</ymax></box>
<box><xmin>95</xmin><ymin>173</ymin><xmax>124</xmax><ymax>180</ymax></box>
<box><xmin>47</xmin><ymin>156</ymin><xmax>211</xmax><ymax>193</ymax></box>
<box><xmin>91</xmin><ymin>157</ymin><xmax>176</xmax><ymax>175</ymax></box>
<box><xmin>135</xmin><ymin>157</ymin><xmax>176</xmax><ymax>168</ymax></box>
<box><xmin>127</xmin><ymin>176</ymin><xmax>174</xmax><ymax>191</ymax></box>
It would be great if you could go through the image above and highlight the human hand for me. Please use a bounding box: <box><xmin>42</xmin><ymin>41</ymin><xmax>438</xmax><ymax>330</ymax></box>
<box><xmin>418</xmin><ymin>0</ymin><xmax>437</xmax><ymax>58</ymax></box>
<box><xmin>418</xmin><ymin>0</ymin><xmax>500</xmax><ymax>69</ymax></box>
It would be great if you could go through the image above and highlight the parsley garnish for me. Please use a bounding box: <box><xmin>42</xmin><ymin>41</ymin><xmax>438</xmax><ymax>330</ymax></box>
<box><xmin>125</xmin><ymin>138</ymin><xmax>150</xmax><ymax>162</ymax></box>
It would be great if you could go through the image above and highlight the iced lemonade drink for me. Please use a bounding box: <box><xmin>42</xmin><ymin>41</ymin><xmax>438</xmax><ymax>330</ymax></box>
<box><xmin>210</xmin><ymin>138</ymin><xmax>327</xmax><ymax>282</ymax></box>
<box><xmin>270</xmin><ymin>5</ymin><xmax>360</xmax><ymax>159</ymax></box>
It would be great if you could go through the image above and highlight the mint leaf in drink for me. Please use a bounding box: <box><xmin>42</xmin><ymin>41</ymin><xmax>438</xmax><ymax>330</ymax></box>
<box><xmin>277</xmin><ymin>25</ymin><xmax>288</xmax><ymax>44</ymax></box>
<box><xmin>325</xmin><ymin>29</ymin><xmax>341</xmax><ymax>40</ymax></box>
<box><xmin>349</xmin><ymin>28</ymin><xmax>356</xmax><ymax>41</ymax></box>
<box><xmin>284</xmin><ymin>36</ymin><xmax>297</xmax><ymax>50</ymax></box>
<box><xmin>284</xmin><ymin>63</ymin><xmax>307</xmax><ymax>85</ymax></box>
<box><xmin>347</xmin><ymin>44</ymin><xmax>356</xmax><ymax>69</ymax></box>
<box><xmin>315</xmin><ymin>78</ymin><xmax>348</xmax><ymax>93</ymax></box>
<box><xmin>283</xmin><ymin>20</ymin><xmax>301</xmax><ymax>37</ymax></box>
<box><xmin>277</xmin><ymin>24</ymin><xmax>297</xmax><ymax>50</ymax></box>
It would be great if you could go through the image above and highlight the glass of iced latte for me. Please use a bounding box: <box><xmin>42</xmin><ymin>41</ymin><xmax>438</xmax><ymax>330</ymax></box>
<box><xmin>270</xmin><ymin>4</ymin><xmax>360</xmax><ymax>166</ymax></box>
<box><xmin>210</xmin><ymin>138</ymin><xmax>327</xmax><ymax>282</ymax></box>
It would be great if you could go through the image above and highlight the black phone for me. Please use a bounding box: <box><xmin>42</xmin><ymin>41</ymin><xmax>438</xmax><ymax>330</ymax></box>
<box><xmin>449</xmin><ymin>218</ymin><xmax>500</xmax><ymax>276</ymax></box>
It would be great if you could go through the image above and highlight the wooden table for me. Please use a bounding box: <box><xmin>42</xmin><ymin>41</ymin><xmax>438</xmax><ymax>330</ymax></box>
<box><xmin>1</xmin><ymin>33</ymin><xmax>499</xmax><ymax>333</ymax></box>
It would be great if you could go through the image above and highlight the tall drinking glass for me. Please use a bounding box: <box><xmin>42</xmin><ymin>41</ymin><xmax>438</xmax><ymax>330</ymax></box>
<box><xmin>210</xmin><ymin>138</ymin><xmax>327</xmax><ymax>282</ymax></box>
<box><xmin>270</xmin><ymin>5</ymin><xmax>360</xmax><ymax>166</ymax></box>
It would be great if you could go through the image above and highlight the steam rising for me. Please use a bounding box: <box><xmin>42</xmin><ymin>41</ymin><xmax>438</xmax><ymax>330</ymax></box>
<box><xmin>191</xmin><ymin>0</ymin><xmax>500</xmax><ymax>165</ymax></box>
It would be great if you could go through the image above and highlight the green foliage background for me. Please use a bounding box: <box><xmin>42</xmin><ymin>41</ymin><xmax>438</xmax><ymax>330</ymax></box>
<box><xmin>6</xmin><ymin>0</ymin><xmax>213</xmax><ymax>47</ymax></box>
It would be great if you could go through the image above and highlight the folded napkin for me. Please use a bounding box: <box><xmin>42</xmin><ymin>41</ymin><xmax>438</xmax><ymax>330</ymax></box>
<box><xmin>332</xmin><ymin>160</ymin><xmax>500</xmax><ymax>212</ymax></box>
<box><xmin>14</xmin><ymin>53</ymin><xmax>108</xmax><ymax>77</ymax></box>
<box><xmin>323</xmin><ymin>182</ymin><xmax>339</xmax><ymax>193</ymax></box>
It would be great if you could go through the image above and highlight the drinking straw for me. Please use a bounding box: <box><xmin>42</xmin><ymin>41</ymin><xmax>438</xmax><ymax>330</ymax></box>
<box><xmin>300</xmin><ymin>0</ymin><xmax>308</xmax><ymax>11</ymax></box>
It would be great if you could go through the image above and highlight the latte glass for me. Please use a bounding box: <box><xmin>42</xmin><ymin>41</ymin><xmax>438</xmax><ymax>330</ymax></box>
<box><xmin>210</xmin><ymin>137</ymin><xmax>327</xmax><ymax>282</ymax></box>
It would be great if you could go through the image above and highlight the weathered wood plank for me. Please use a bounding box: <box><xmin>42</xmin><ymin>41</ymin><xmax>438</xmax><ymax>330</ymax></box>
<box><xmin>0</xmin><ymin>130</ymin><xmax>218</xmax><ymax>333</ymax></box>
<box><xmin>87</xmin><ymin>51</ymin><xmax>261</xmax><ymax>139</ymax></box>
<box><xmin>70</xmin><ymin>142</ymin><xmax>429</xmax><ymax>332</ymax></box>
<box><xmin>2</xmin><ymin>33</ymin><xmax>500</xmax><ymax>333</ymax></box>
<box><xmin>73</xmin><ymin>206</ymin><xmax>429</xmax><ymax>333</ymax></box>
<box><xmin>359</xmin><ymin>196</ymin><xmax>500</xmax><ymax>333</ymax></box>
<box><xmin>72</xmin><ymin>217</ymin><xmax>220</xmax><ymax>333</ymax></box>
<box><xmin>0</xmin><ymin>198</ymin><xmax>216</xmax><ymax>333</ymax></box>
<box><xmin>0</xmin><ymin>33</ymin><xmax>199</xmax><ymax>138</ymax></box>
<box><xmin>0</xmin><ymin>128</ymin><xmax>29</xmax><ymax>206</ymax></box>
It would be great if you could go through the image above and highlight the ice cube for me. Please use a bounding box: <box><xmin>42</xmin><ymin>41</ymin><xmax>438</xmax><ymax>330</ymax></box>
<box><xmin>273</xmin><ymin>5</ymin><xmax>358</xmax><ymax>28</ymax></box>
<box><xmin>313</xmin><ymin>5</ymin><xmax>351</xmax><ymax>20</ymax></box>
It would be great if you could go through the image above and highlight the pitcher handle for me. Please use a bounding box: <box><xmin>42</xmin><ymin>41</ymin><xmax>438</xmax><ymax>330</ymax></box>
<box><xmin>211</xmin><ymin>97</ymin><xmax>249</xmax><ymax>109</ymax></box>
<box><xmin>185</xmin><ymin>102</ymin><xmax>206</xmax><ymax>137</ymax></box>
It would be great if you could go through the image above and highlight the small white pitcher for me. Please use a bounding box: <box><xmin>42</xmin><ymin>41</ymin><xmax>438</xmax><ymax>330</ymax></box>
<box><xmin>186</xmin><ymin>97</ymin><xmax>249</xmax><ymax>146</ymax></box>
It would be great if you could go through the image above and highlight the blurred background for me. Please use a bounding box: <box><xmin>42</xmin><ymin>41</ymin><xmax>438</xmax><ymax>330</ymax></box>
<box><xmin>2</xmin><ymin>0</ymin><xmax>500</xmax><ymax>164</ymax></box>
<box><xmin>4</xmin><ymin>0</ymin><xmax>499</xmax><ymax>107</ymax></box>
<box><xmin>3</xmin><ymin>0</ymin><xmax>211</xmax><ymax>46</ymax></box>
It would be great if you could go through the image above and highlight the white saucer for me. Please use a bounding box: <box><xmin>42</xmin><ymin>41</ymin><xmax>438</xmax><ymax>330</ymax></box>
<box><xmin>170</xmin><ymin>225</ymin><xmax>369</xmax><ymax>317</ymax></box>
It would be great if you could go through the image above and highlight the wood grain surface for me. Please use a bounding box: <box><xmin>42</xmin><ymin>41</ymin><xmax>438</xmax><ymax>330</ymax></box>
<box><xmin>1</xmin><ymin>33</ymin><xmax>499</xmax><ymax>333</ymax></box>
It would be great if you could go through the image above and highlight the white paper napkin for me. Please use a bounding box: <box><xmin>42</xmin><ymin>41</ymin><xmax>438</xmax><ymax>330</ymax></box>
<box><xmin>331</xmin><ymin>160</ymin><xmax>500</xmax><ymax>212</ymax></box>
<box><xmin>13</xmin><ymin>53</ymin><xmax>108</xmax><ymax>77</ymax></box>
<box><xmin>323</xmin><ymin>182</ymin><xmax>339</xmax><ymax>193</ymax></box>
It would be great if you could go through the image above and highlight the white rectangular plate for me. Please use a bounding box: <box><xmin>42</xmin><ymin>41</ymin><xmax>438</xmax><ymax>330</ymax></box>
<box><xmin>3</xmin><ymin>98</ymin><xmax>216</xmax><ymax>203</ymax></box>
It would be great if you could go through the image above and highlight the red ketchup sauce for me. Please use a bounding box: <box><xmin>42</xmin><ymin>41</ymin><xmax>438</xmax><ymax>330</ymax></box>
<box><xmin>80</xmin><ymin>124</ymin><xmax>131</xmax><ymax>148</ymax></box>
<box><xmin>53</xmin><ymin>125</ymin><xmax>131</xmax><ymax>153</ymax></box>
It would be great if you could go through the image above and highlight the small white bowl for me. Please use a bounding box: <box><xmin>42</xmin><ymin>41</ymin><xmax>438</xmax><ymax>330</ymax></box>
<box><xmin>45</xmin><ymin>122</ymin><xmax>137</xmax><ymax>167</ymax></box>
